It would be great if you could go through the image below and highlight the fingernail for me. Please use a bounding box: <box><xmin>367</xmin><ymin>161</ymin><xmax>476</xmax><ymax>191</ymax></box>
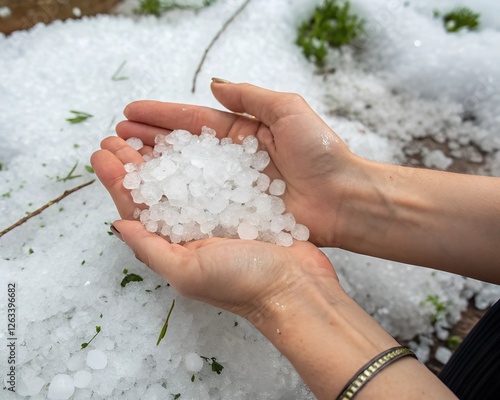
<box><xmin>110</xmin><ymin>224</ymin><xmax>124</xmax><ymax>242</ymax></box>
<box><xmin>211</xmin><ymin>77</ymin><xmax>231</xmax><ymax>84</ymax></box>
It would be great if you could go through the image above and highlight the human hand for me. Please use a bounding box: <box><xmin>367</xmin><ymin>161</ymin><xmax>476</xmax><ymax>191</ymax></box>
<box><xmin>114</xmin><ymin>81</ymin><xmax>362</xmax><ymax>247</ymax></box>
<box><xmin>90</xmin><ymin>134</ymin><xmax>338</xmax><ymax>320</ymax></box>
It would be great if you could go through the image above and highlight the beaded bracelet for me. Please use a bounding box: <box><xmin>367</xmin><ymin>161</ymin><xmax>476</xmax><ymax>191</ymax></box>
<box><xmin>336</xmin><ymin>346</ymin><xmax>417</xmax><ymax>400</ymax></box>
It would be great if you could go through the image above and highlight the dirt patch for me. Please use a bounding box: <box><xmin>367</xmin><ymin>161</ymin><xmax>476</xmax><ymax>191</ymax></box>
<box><xmin>0</xmin><ymin>0</ymin><xmax>121</xmax><ymax>35</ymax></box>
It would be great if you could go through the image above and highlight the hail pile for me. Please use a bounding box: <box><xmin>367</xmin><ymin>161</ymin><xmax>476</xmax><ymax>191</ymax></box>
<box><xmin>123</xmin><ymin>127</ymin><xmax>309</xmax><ymax>246</ymax></box>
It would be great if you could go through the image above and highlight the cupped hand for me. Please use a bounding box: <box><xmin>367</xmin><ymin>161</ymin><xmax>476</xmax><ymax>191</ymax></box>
<box><xmin>91</xmin><ymin>142</ymin><xmax>338</xmax><ymax>320</ymax></box>
<box><xmin>114</xmin><ymin>81</ymin><xmax>362</xmax><ymax>247</ymax></box>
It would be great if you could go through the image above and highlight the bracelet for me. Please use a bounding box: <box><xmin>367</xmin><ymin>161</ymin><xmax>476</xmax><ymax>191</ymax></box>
<box><xmin>336</xmin><ymin>346</ymin><xmax>417</xmax><ymax>400</ymax></box>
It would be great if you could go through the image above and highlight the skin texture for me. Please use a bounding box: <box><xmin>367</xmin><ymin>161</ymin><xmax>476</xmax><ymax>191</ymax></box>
<box><xmin>90</xmin><ymin>80</ymin><xmax>500</xmax><ymax>399</ymax></box>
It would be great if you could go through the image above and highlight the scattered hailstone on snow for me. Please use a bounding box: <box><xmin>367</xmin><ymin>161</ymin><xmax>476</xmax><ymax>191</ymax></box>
<box><xmin>47</xmin><ymin>374</ymin><xmax>75</xmax><ymax>400</ymax></box>
<box><xmin>185</xmin><ymin>352</ymin><xmax>204</xmax><ymax>373</ymax></box>
<box><xmin>16</xmin><ymin>375</ymin><xmax>45</xmax><ymax>397</ymax></box>
<box><xmin>86</xmin><ymin>349</ymin><xmax>108</xmax><ymax>370</ymax></box>
<box><xmin>123</xmin><ymin>128</ymin><xmax>310</xmax><ymax>246</ymax></box>
<box><xmin>73</xmin><ymin>370</ymin><xmax>92</xmax><ymax>388</ymax></box>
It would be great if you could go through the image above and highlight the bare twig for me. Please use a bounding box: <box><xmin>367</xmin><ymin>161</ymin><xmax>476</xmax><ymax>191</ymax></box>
<box><xmin>191</xmin><ymin>0</ymin><xmax>252</xmax><ymax>93</ymax></box>
<box><xmin>0</xmin><ymin>180</ymin><xmax>95</xmax><ymax>238</ymax></box>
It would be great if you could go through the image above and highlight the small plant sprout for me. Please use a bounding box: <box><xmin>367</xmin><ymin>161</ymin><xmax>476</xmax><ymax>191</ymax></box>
<box><xmin>156</xmin><ymin>299</ymin><xmax>176</xmax><ymax>346</ymax></box>
<box><xmin>200</xmin><ymin>356</ymin><xmax>224</xmax><ymax>374</ymax></box>
<box><xmin>81</xmin><ymin>326</ymin><xmax>101</xmax><ymax>349</ymax></box>
<box><xmin>111</xmin><ymin>60</ymin><xmax>129</xmax><ymax>81</ymax></box>
<box><xmin>66</xmin><ymin>110</ymin><xmax>93</xmax><ymax>124</ymax></box>
<box><xmin>56</xmin><ymin>162</ymin><xmax>82</xmax><ymax>182</ymax></box>
<box><xmin>296</xmin><ymin>0</ymin><xmax>364</xmax><ymax>67</ymax></box>
<box><xmin>85</xmin><ymin>165</ymin><xmax>94</xmax><ymax>174</ymax></box>
<box><xmin>442</xmin><ymin>7</ymin><xmax>480</xmax><ymax>33</ymax></box>
<box><xmin>446</xmin><ymin>335</ymin><xmax>462</xmax><ymax>350</ymax></box>
<box><xmin>121</xmin><ymin>273</ymin><xmax>144</xmax><ymax>287</ymax></box>
<box><xmin>135</xmin><ymin>0</ymin><xmax>216</xmax><ymax>16</ymax></box>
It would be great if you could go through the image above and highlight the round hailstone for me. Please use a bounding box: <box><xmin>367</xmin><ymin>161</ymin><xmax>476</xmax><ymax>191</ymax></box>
<box><xmin>86</xmin><ymin>349</ymin><xmax>108</xmax><ymax>370</ymax></box>
<box><xmin>256</xmin><ymin>173</ymin><xmax>270</xmax><ymax>192</ymax></box>
<box><xmin>67</xmin><ymin>353</ymin><xmax>84</xmax><ymax>371</ymax></box>
<box><xmin>124</xmin><ymin>163</ymin><xmax>137</xmax><ymax>173</ymax></box>
<box><xmin>251</xmin><ymin>150</ymin><xmax>270</xmax><ymax>171</ymax></box>
<box><xmin>123</xmin><ymin>172</ymin><xmax>141</xmax><ymax>190</ymax></box>
<box><xmin>73</xmin><ymin>370</ymin><xmax>92</xmax><ymax>388</ymax></box>
<box><xmin>16</xmin><ymin>376</ymin><xmax>45</xmax><ymax>397</ymax></box>
<box><xmin>269</xmin><ymin>179</ymin><xmax>286</xmax><ymax>196</ymax></box>
<box><xmin>237</xmin><ymin>221</ymin><xmax>259</xmax><ymax>240</ymax></box>
<box><xmin>276</xmin><ymin>231</ymin><xmax>293</xmax><ymax>247</ymax></box>
<box><xmin>242</xmin><ymin>135</ymin><xmax>259</xmax><ymax>154</ymax></box>
<box><xmin>185</xmin><ymin>352</ymin><xmax>204</xmax><ymax>373</ymax></box>
<box><xmin>126</xmin><ymin>137</ymin><xmax>144</xmax><ymax>151</ymax></box>
<box><xmin>47</xmin><ymin>374</ymin><xmax>75</xmax><ymax>400</ymax></box>
<box><xmin>291</xmin><ymin>223</ymin><xmax>310</xmax><ymax>241</ymax></box>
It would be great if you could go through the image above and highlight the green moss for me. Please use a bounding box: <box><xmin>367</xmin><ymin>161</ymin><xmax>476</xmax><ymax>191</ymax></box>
<box><xmin>296</xmin><ymin>0</ymin><xmax>364</xmax><ymax>67</ymax></box>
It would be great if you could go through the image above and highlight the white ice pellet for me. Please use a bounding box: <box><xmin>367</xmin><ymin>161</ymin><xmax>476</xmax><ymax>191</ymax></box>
<box><xmin>73</xmin><ymin>370</ymin><xmax>92</xmax><ymax>388</ymax></box>
<box><xmin>185</xmin><ymin>352</ymin><xmax>204</xmax><ymax>373</ymax></box>
<box><xmin>251</xmin><ymin>151</ymin><xmax>271</xmax><ymax>171</ymax></box>
<box><xmin>0</xmin><ymin>6</ymin><xmax>11</xmax><ymax>18</ymax></box>
<box><xmin>256</xmin><ymin>173</ymin><xmax>270</xmax><ymax>191</ymax></box>
<box><xmin>243</xmin><ymin>135</ymin><xmax>259</xmax><ymax>154</ymax></box>
<box><xmin>435</xmin><ymin>346</ymin><xmax>453</xmax><ymax>364</ymax></box>
<box><xmin>123</xmin><ymin>172</ymin><xmax>141</xmax><ymax>189</ymax></box>
<box><xmin>276</xmin><ymin>231</ymin><xmax>293</xmax><ymax>247</ymax></box>
<box><xmin>291</xmin><ymin>224</ymin><xmax>310</xmax><ymax>241</ymax></box>
<box><xmin>238</xmin><ymin>221</ymin><xmax>259</xmax><ymax>240</ymax></box>
<box><xmin>145</xmin><ymin>220</ymin><xmax>159</xmax><ymax>233</ymax></box>
<box><xmin>124</xmin><ymin>163</ymin><xmax>137</xmax><ymax>173</ymax></box>
<box><xmin>47</xmin><ymin>374</ymin><xmax>75</xmax><ymax>400</ymax></box>
<box><xmin>123</xmin><ymin>129</ymin><xmax>310</xmax><ymax>246</ymax></box>
<box><xmin>16</xmin><ymin>376</ymin><xmax>44</xmax><ymax>397</ymax></box>
<box><xmin>126</xmin><ymin>137</ymin><xmax>144</xmax><ymax>151</ymax></box>
<box><xmin>269</xmin><ymin>179</ymin><xmax>286</xmax><ymax>196</ymax></box>
<box><xmin>86</xmin><ymin>349</ymin><xmax>108</xmax><ymax>370</ymax></box>
<box><xmin>67</xmin><ymin>354</ymin><xmax>84</xmax><ymax>371</ymax></box>
<box><xmin>270</xmin><ymin>216</ymin><xmax>286</xmax><ymax>233</ymax></box>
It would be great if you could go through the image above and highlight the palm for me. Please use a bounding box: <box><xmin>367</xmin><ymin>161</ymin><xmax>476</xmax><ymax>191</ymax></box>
<box><xmin>110</xmin><ymin>89</ymin><xmax>355</xmax><ymax>246</ymax></box>
<box><xmin>91</xmin><ymin>142</ymin><xmax>336</xmax><ymax>315</ymax></box>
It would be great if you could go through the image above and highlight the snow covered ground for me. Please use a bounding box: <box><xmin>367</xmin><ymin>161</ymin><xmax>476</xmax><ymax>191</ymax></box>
<box><xmin>1</xmin><ymin>0</ymin><xmax>499</xmax><ymax>398</ymax></box>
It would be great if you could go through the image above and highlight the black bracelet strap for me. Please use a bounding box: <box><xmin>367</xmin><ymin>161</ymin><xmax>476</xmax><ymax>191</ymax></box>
<box><xmin>336</xmin><ymin>346</ymin><xmax>417</xmax><ymax>400</ymax></box>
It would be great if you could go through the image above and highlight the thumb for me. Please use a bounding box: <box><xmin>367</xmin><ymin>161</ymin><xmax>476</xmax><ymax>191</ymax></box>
<box><xmin>210</xmin><ymin>81</ymin><xmax>308</xmax><ymax>127</ymax></box>
<box><xmin>112</xmin><ymin>219</ymin><xmax>192</xmax><ymax>285</ymax></box>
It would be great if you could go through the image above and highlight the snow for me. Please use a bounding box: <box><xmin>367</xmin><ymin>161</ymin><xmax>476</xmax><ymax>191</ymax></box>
<box><xmin>0</xmin><ymin>0</ymin><xmax>499</xmax><ymax>399</ymax></box>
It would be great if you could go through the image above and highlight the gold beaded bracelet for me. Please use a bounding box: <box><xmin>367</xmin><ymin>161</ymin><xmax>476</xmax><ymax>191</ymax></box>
<box><xmin>336</xmin><ymin>346</ymin><xmax>417</xmax><ymax>400</ymax></box>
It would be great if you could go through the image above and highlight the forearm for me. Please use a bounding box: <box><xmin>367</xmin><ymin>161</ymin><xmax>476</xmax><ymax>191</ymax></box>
<box><xmin>337</xmin><ymin>159</ymin><xmax>500</xmax><ymax>283</ymax></box>
<box><xmin>250</xmin><ymin>279</ymin><xmax>456</xmax><ymax>400</ymax></box>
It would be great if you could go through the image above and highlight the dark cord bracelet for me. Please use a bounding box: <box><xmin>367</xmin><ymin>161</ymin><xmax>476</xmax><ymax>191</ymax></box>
<box><xmin>336</xmin><ymin>346</ymin><xmax>417</xmax><ymax>400</ymax></box>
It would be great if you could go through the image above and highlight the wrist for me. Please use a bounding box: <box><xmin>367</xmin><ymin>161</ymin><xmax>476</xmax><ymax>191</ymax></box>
<box><xmin>248</xmin><ymin>270</ymin><xmax>399</xmax><ymax>399</ymax></box>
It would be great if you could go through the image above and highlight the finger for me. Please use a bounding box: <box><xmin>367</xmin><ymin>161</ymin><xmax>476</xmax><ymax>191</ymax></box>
<box><xmin>123</xmin><ymin>100</ymin><xmax>241</xmax><ymax>138</ymax></box>
<box><xmin>113</xmin><ymin>220</ymin><xmax>203</xmax><ymax>292</ymax></box>
<box><xmin>211</xmin><ymin>81</ymin><xmax>311</xmax><ymax>128</ymax></box>
<box><xmin>116</xmin><ymin>120</ymin><xmax>171</xmax><ymax>147</ymax></box>
<box><xmin>139</xmin><ymin>145</ymin><xmax>154</xmax><ymax>156</ymax></box>
<box><xmin>90</xmin><ymin>150</ymin><xmax>138</xmax><ymax>219</ymax></box>
<box><xmin>100</xmin><ymin>136</ymin><xmax>145</xmax><ymax>165</ymax></box>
